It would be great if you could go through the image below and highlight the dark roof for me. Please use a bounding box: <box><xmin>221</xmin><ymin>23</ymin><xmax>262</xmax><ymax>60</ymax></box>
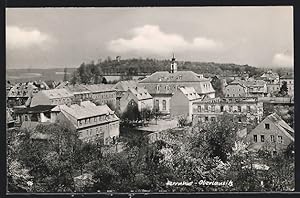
<box><xmin>14</xmin><ymin>105</ymin><xmax>56</xmax><ymax>114</ymax></box>
<box><xmin>280</xmin><ymin>73</ymin><xmax>294</xmax><ymax>79</ymax></box>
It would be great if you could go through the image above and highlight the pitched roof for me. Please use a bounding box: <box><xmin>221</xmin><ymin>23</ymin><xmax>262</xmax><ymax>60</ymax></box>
<box><xmin>14</xmin><ymin>105</ymin><xmax>56</xmax><ymax>114</ymax></box>
<box><xmin>8</xmin><ymin>83</ymin><xmax>38</xmax><ymax>97</ymax></box>
<box><xmin>59</xmin><ymin>101</ymin><xmax>118</xmax><ymax>120</ymax></box>
<box><xmin>280</xmin><ymin>73</ymin><xmax>294</xmax><ymax>79</ymax></box>
<box><xmin>129</xmin><ymin>87</ymin><xmax>153</xmax><ymax>101</ymax></box>
<box><xmin>83</xmin><ymin>84</ymin><xmax>115</xmax><ymax>93</ymax></box>
<box><xmin>228</xmin><ymin>79</ymin><xmax>266</xmax><ymax>87</ymax></box>
<box><xmin>139</xmin><ymin>71</ymin><xmax>210</xmax><ymax>83</ymax></box>
<box><xmin>267</xmin><ymin>113</ymin><xmax>294</xmax><ymax>141</ymax></box>
<box><xmin>178</xmin><ymin>87</ymin><xmax>202</xmax><ymax>101</ymax></box>
<box><xmin>41</xmin><ymin>88</ymin><xmax>74</xmax><ymax>99</ymax></box>
<box><xmin>112</xmin><ymin>80</ymin><xmax>139</xmax><ymax>92</ymax></box>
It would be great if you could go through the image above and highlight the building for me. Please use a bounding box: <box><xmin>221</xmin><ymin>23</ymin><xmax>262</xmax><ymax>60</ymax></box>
<box><xmin>63</xmin><ymin>84</ymin><xmax>92</xmax><ymax>102</ymax></box>
<box><xmin>6</xmin><ymin>108</ymin><xmax>15</xmax><ymax>129</ymax></box>
<box><xmin>224</xmin><ymin>79</ymin><xmax>267</xmax><ymax>98</ymax></box>
<box><xmin>170</xmin><ymin>87</ymin><xmax>202</xmax><ymax>121</ymax></box>
<box><xmin>246</xmin><ymin>113</ymin><xmax>294</xmax><ymax>153</ymax></box>
<box><xmin>192</xmin><ymin>97</ymin><xmax>264</xmax><ymax>125</ymax></box>
<box><xmin>7</xmin><ymin>82</ymin><xmax>39</xmax><ymax>107</ymax></box>
<box><xmin>112</xmin><ymin>80</ymin><xmax>139</xmax><ymax>108</ymax></box>
<box><xmin>224</xmin><ymin>81</ymin><xmax>248</xmax><ymax>97</ymax></box>
<box><xmin>119</xmin><ymin>87</ymin><xmax>153</xmax><ymax>113</ymax></box>
<box><xmin>57</xmin><ymin>101</ymin><xmax>119</xmax><ymax>145</ymax></box>
<box><xmin>139</xmin><ymin>55</ymin><xmax>215</xmax><ymax>114</ymax></box>
<box><xmin>280</xmin><ymin>73</ymin><xmax>294</xmax><ymax>96</ymax></box>
<box><xmin>30</xmin><ymin>88</ymin><xmax>74</xmax><ymax>107</ymax></box>
<box><xmin>260</xmin><ymin>70</ymin><xmax>280</xmax><ymax>84</ymax></box>
<box><xmin>83</xmin><ymin>84</ymin><xmax>116</xmax><ymax>108</ymax></box>
<box><xmin>14</xmin><ymin>105</ymin><xmax>57</xmax><ymax>125</ymax></box>
<box><xmin>266</xmin><ymin>83</ymin><xmax>280</xmax><ymax>96</ymax></box>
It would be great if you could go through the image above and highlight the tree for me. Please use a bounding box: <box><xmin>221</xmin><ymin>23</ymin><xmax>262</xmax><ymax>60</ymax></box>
<box><xmin>193</xmin><ymin>114</ymin><xmax>238</xmax><ymax>162</ymax></box>
<box><xmin>278</xmin><ymin>81</ymin><xmax>288</xmax><ymax>96</ymax></box>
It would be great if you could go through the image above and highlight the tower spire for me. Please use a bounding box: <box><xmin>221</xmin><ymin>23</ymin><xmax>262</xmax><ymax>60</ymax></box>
<box><xmin>170</xmin><ymin>53</ymin><xmax>177</xmax><ymax>73</ymax></box>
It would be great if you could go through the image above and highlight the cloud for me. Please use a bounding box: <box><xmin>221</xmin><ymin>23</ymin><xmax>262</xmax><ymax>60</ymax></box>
<box><xmin>6</xmin><ymin>26</ymin><xmax>53</xmax><ymax>49</ymax></box>
<box><xmin>272</xmin><ymin>52</ymin><xmax>293</xmax><ymax>67</ymax></box>
<box><xmin>108</xmin><ymin>25</ymin><xmax>222</xmax><ymax>55</ymax></box>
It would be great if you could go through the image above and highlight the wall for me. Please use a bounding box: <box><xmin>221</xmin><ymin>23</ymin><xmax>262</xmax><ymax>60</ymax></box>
<box><xmin>170</xmin><ymin>90</ymin><xmax>189</xmax><ymax>119</ymax></box>
<box><xmin>153</xmin><ymin>95</ymin><xmax>171</xmax><ymax>114</ymax></box>
<box><xmin>246</xmin><ymin>117</ymin><xmax>293</xmax><ymax>152</ymax></box>
<box><xmin>224</xmin><ymin>84</ymin><xmax>247</xmax><ymax>97</ymax></box>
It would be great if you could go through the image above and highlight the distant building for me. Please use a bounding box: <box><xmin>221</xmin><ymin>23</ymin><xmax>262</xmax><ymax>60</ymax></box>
<box><xmin>224</xmin><ymin>79</ymin><xmax>267</xmax><ymax>98</ymax></box>
<box><xmin>83</xmin><ymin>84</ymin><xmax>116</xmax><ymax>108</ymax></box>
<box><xmin>112</xmin><ymin>80</ymin><xmax>139</xmax><ymax>110</ymax></box>
<box><xmin>57</xmin><ymin>101</ymin><xmax>119</xmax><ymax>145</ymax></box>
<box><xmin>170</xmin><ymin>87</ymin><xmax>202</xmax><ymax>121</ymax></box>
<box><xmin>246</xmin><ymin>113</ymin><xmax>294</xmax><ymax>153</ymax></box>
<box><xmin>279</xmin><ymin>73</ymin><xmax>294</xmax><ymax>96</ymax></box>
<box><xmin>119</xmin><ymin>87</ymin><xmax>153</xmax><ymax>113</ymax></box>
<box><xmin>192</xmin><ymin>97</ymin><xmax>264</xmax><ymax>125</ymax></box>
<box><xmin>139</xmin><ymin>55</ymin><xmax>215</xmax><ymax>114</ymax></box>
<box><xmin>260</xmin><ymin>70</ymin><xmax>280</xmax><ymax>84</ymax></box>
<box><xmin>7</xmin><ymin>82</ymin><xmax>39</xmax><ymax>107</ymax></box>
<box><xmin>266</xmin><ymin>83</ymin><xmax>280</xmax><ymax>96</ymax></box>
<box><xmin>30</xmin><ymin>88</ymin><xmax>74</xmax><ymax>107</ymax></box>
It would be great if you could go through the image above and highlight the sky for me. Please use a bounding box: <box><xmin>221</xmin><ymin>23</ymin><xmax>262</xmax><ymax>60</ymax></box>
<box><xmin>6</xmin><ymin>6</ymin><xmax>293</xmax><ymax>69</ymax></box>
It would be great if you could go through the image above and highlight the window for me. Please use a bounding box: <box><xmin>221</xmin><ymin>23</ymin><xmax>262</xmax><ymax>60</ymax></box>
<box><xmin>205</xmin><ymin>105</ymin><xmax>208</xmax><ymax>111</ymax></box>
<box><xmin>205</xmin><ymin>117</ymin><xmax>209</xmax><ymax>121</ymax></box>
<box><xmin>265</xmin><ymin>123</ymin><xmax>270</xmax><ymax>129</ymax></box>
<box><xmin>247</xmin><ymin>106</ymin><xmax>251</xmax><ymax>112</ymax></box>
<box><xmin>211</xmin><ymin>117</ymin><xmax>216</xmax><ymax>122</ymax></box>
<box><xmin>278</xmin><ymin>136</ymin><xmax>283</xmax><ymax>143</ymax></box>
<box><xmin>253</xmin><ymin>135</ymin><xmax>257</xmax><ymax>142</ymax></box>
<box><xmin>233</xmin><ymin>94</ymin><xmax>235</xmax><ymax>97</ymax></box>
<box><xmin>270</xmin><ymin>135</ymin><xmax>275</xmax><ymax>142</ymax></box>
<box><xmin>211</xmin><ymin>105</ymin><xmax>215</xmax><ymax>112</ymax></box>
<box><xmin>94</xmin><ymin>117</ymin><xmax>97</xmax><ymax>122</ymax></box>
<box><xmin>261</xmin><ymin>135</ymin><xmax>265</xmax><ymax>142</ymax></box>
<box><xmin>156</xmin><ymin>85</ymin><xmax>160</xmax><ymax>91</ymax></box>
<box><xmin>220</xmin><ymin>105</ymin><xmax>224</xmax><ymax>112</ymax></box>
<box><xmin>238</xmin><ymin>106</ymin><xmax>241</xmax><ymax>112</ymax></box>
<box><xmin>198</xmin><ymin>106</ymin><xmax>201</xmax><ymax>112</ymax></box>
<box><xmin>162</xmin><ymin>100</ymin><xmax>167</xmax><ymax>110</ymax></box>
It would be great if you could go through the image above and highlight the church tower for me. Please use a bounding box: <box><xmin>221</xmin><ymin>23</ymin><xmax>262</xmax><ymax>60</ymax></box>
<box><xmin>170</xmin><ymin>53</ymin><xmax>177</xmax><ymax>73</ymax></box>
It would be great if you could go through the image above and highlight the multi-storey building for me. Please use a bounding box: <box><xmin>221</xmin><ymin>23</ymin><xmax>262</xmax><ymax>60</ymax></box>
<box><xmin>192</xmin><ymin>97</ymin><xmax>264</xmax><ymax>125</ymax></box>
<box><xmin>246</xmin><ymin>113</ymin><xmax>294</xmax><ymax>153</ymax></box>
<box><xmin>224</xmin><ymin>79</ymin><xmax>267</xmax><ymax>98</ymax></box>
<box><xmin>57</xmin><ymin>101</ymin><xmax>119</xmax><ymax>145</ymax></box>
<box><xmin>83</xmin><ymin>84</ymin><xmax>116</xmax><ymax>108</ymax></box>
<box><xmin>170</xmin><ymin>87</ymin><xmax>202</xmax><ymax>121</ymax></box>
<box><xmin>119</xmin><ymin>87</ymin><xmax>153</xmax><ymax>113</ymax></box>
<box><xmin>139</xmin><ymin>56</ymin><xmax>215</xmax><ymax>114</ymax></box>
<box><xmin>30</xmin><ymin>88</ymin><xmax>74</xmax><ymax>107</ymax></box>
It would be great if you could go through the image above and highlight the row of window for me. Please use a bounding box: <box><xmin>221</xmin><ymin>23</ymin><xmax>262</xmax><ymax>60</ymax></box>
<box><xmin>50</xmin><ymin>97</ymin><xmax>72</xmax><ymax>104</ymax></box>
<box><xmin>155</xmin><ymin>99</ymin><xmax>167</xmax><ymax>110</ymax></box>
<box><xmin>197</xmin><ymin>105</ymin><xmax>252</xmax><ymax>113</ymax></box>
<box><xmin>80</xmin><ymin>122</ymin><xmax>119</xmax><ymax>137</ymax></box>
<box><xmin>253</xmin><ymin>134</ymin><xmax>283</xmax><ymax>143</ymax></box>
<box><xmin>78</xmin><ymin>114</ymin><xmax>115</xmax><ymax>126</ymax></box>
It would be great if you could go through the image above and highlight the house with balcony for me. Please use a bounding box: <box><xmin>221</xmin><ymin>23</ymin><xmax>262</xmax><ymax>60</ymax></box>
<box><xmin>192</xmin><ymin>97</ymin><xmax>263</xmax><ymax>125</ymax></box>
